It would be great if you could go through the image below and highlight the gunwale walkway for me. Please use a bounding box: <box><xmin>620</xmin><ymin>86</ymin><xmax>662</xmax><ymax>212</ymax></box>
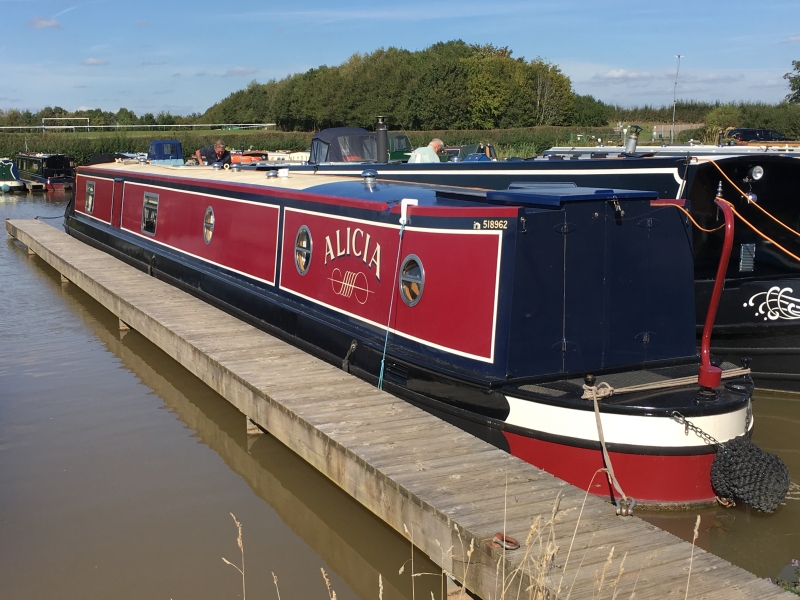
<box><xmin>6</xmin><ymin>217</ymin><xmax>792</xmax><ymax>600</ymax></box>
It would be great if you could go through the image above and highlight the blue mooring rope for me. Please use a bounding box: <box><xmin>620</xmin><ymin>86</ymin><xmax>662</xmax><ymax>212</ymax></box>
<box><xmin>378</xmin><ymin>221</ymin><xmax>406</xmax><ymax>390</ymax></box>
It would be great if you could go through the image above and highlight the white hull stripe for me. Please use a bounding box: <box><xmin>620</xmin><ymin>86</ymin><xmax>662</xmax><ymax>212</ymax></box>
<box><xmin>504</xmin><ymin>395</ymin><xmax>751</xmax><ymax>448</ymax></box>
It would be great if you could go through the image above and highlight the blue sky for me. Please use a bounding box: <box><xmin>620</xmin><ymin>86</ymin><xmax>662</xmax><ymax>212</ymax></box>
<box><xmin>1</xmin><ymin>0</ymin><xmax>799</xmax><ymax>117</ymax></box>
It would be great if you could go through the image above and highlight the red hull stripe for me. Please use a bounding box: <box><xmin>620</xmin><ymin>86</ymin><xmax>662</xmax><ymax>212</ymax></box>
<box><xmin>280</xmin><ymin>207</ymin><xmax>503</xmax><ymax>362</ymax></box>
<box><xmin>120</xmin><ymin>181</ymin><xmax>280</xmax><ymax>286</ymax></box>
<box><xmin>75</xmin><ymin>175</ymin><xmax>116</xmax><ymax>225</ymax></box>
<box><xmin>78</xmin><ymin>167</ymin><xmax>390</xmax><ymax>212</ymax></box>
<box><xmin>504</xmin><ymin>431</ymin><xmax>717</xmax><ymax>505</ymax></box>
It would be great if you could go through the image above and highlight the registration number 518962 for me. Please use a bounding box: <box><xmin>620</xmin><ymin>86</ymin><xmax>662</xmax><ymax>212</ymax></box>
<box><xmin>481</xmin><ymin>219</ymin><xmax>508</xmax><ymax>229</ymax></box>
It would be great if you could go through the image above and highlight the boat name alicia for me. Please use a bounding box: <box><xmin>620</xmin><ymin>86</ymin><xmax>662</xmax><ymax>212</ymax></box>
<box><xmin>324</xmin><ymin>227</ymin><xmax>382</xmax><ymax>281</ymax></box>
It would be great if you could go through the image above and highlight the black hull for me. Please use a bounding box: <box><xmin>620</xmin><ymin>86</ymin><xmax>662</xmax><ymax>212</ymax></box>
<box><xmin>708</xmin><ymin>327</ymin><xmax>800</xmax><ymax>393</ymax></box>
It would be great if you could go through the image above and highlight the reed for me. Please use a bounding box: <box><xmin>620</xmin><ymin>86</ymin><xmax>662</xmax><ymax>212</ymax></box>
<box><xmin>272</xmin><ymin>572</ymin><xmax>281</xmax><ymax>600</ymax></box>
<box><xmin>684</xmin><ymin>515</ymin><xmax>701</xmax><ymax>600</ymax></box>
<box><xmin>221</xmin><ymin>512</ymin><xmax>246</xmax><ymax>600</ymax></box>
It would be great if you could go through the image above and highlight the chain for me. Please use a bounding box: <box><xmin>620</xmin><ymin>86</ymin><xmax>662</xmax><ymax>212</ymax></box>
<box><xmin>670</xmin><ymin>411</ymin><xmax>722</xmax><ymax>448</ymax></box>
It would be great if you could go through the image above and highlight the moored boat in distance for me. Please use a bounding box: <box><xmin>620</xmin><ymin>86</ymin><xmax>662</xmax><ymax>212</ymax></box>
<box><xmin>15</xmin><ymin>152</ymin><xmax>75</xmax><ymax>191</ymax></box>
<box><xmin>64</xmin><ymin>160</ymin><xmax>757</xmax><ymax>508</ymax></box>
<box><xmin>1</xmin><ymin>158</ymin><xmax>27</xmax><ymax>193</ymax></box>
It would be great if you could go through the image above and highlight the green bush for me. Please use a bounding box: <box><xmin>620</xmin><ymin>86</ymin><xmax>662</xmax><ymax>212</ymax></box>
<box><xmin>0</xmin><ymin>132</ymin><xmax>314</xmax><ymax>165</ymax></box>
<box><xmin>705</xmin><ymin>105</ymin><xmax>742</xmax><ymax>129</ymax></box>
<box><xmin>1</xmin><ymin>126</ymin><xmax>622</xmax><ymax>164</ymax></box>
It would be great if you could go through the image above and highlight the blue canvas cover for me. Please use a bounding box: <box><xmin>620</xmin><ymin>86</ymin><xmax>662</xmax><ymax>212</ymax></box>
<box><xmin>147</xmin><ymin>140</ymin><xmax>184</xmax><ymax>166</ymax></box>
<box><xmin>487</xmin><ymin>185</ymin><xmax>657</xmax><ymax>208</ymax></box>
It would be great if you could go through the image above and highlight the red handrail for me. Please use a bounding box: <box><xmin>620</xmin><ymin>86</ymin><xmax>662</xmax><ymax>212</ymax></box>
<box><xmin>698</xmin><ymin>198</ymin><xmax>735</xmax><ymax>388</ymax></box>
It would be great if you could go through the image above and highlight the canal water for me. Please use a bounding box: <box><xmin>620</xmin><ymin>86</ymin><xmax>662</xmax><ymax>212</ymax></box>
<box><xmin>1</xmin><ymin>193</ymin><xmax>798</xmax><ymax>598</ymax></box>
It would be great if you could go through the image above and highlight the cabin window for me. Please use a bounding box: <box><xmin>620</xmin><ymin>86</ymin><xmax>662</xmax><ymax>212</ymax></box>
<box><xmin>85</xmin><ymin>181</ymin><xmax>95</xmax><ymax>214</ymax></box>
<box><xmin>203</xmin><ymin>206</ymin><xmax>215</xmax><ymax>244</ymax></box>
<box><xmin>141</xmin><ymin>193</ymin><xmax>159</xmax><ymax>235</ymax></box>
<box><xmin>295</xmin><ymin>226</ymin><xmax>312</xmax><ymax>275</ymax></box>
<box><xmin>399</xmin><ymin>255</ymin><xmax>424</xmax><ymax>307</ymax></box>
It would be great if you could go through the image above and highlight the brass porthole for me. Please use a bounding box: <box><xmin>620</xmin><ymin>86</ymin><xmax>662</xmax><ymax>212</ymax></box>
<box><xmin>203</xmin><ymin>206</ymin><xmax>215</xmax><ymax>244</ymax></box>
<box><xmin>399</xmin><ymin>254</ymin><xmax>424</xmax><ymax>307</ymax></box>
<box><xmin>295</xmin><ymin>225</ymin><xmax>312</xmax><ymax>275</ymax></box>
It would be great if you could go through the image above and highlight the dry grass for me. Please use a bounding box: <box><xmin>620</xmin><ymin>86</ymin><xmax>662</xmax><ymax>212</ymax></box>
<box><xmin>221</xmin><ymin>512</ymin><xmax>246</xmax><ymax>600</ymax></box>
<box><xmin>217</xmin><ymin>472</ymin><xmax>707</xmax><ymax>600</ymax></box>
<box><xmin>684</xmin><ymin>516</ymin><xmax>701</xmax><ymax>600</ymax></box>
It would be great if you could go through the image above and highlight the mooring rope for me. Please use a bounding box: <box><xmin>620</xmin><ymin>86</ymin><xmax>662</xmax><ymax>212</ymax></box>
<box><xmin>582</xmin><ymin>384</ymin><xmax>630</xmax><ymax>510</ymax></box>
<box><xmin>669</xmin><ymin>203</ymin><xmax>725</xmax><ymax>233</ymax></box>
<box><xmin>709</xmin><ymin>159</ymin><xmax>800</xmax><ymax>239</ymax></box>
<box><xmin>580</xmin><ymin>366</ymin><xmax>751</xmax><ymax>400</ymax></box>
<box><xmin>377</xmin><ymin>221</ymin><xmax>406</xmax><ymax>390</ymax></box>
<box><xmin>714</xmin><ymin>196</ymin><xmax>800</xmax><ymax>264</ymax></box>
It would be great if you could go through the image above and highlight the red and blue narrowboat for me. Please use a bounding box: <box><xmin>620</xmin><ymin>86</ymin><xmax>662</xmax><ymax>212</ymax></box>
<box><xmin>63</xmin><ymin>160</ymin><xmax>755</xmax><ymax>508</ymax></box>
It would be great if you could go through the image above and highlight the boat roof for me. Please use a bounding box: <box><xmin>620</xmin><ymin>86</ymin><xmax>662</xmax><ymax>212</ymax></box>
<box><xmin>78</xmin><ymin>162</ymin><xmax>659</xmax><ymax>211</ymax></box>
<box><xmin>16</xmin><ymin>152</ymin><xmax>71</xmax><ymax>158</ymax></box>
<box><xmin>80</xmin><ymin>161</ymin><xmax>351</xmax><ymax>191</ymax></box>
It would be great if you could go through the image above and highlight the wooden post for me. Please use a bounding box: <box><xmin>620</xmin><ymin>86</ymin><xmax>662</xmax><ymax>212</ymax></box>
<box><xmin>246</xmin><ymin>417</ymin><xmax>263</xmax><ymax>436</ymax></box>
<box><xmin>119</xmin><ymin>318</ymin><xmax>130</xmax><ymax>331</ymax></box>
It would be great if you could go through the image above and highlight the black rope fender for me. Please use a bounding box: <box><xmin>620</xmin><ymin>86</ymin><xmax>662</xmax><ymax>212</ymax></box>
<box><xmin>710</xmin><ymin>436</ymin><xmax>791</xmax><ymax>513</ymax></box>
<box><xmin>673</xmin><ymin>411</ymin><xmax>791</xmax><ymax>512</ymax></box>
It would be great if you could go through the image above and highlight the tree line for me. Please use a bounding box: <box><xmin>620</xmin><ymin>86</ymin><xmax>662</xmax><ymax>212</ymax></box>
<box><xmin>0</xmin><ymin>106</ymin><xmax>199</xmax><ymax>128</ymax></box>
<box><xmin>203</xmin><ymin>41</ymin><xmax>611</xmax><ymax>130</ymax></box>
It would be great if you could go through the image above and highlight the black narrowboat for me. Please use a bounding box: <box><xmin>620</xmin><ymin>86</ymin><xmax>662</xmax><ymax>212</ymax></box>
<box><xmin>15</xmin><ymin>152</ymin><xmax>75</xmax><ymax>191</ymax></box>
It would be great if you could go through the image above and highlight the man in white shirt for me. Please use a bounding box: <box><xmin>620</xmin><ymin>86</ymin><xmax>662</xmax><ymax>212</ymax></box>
<box><xmin>408</xmin><ymin>138</ymin><xmax>444</xmax><ymax>163</ymax></box>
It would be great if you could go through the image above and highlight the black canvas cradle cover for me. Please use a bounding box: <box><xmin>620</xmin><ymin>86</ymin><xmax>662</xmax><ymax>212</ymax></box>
<box><xmin>310</xmin><ymin>128</ymin><xmax>377</xmax><ymax>163</ymax></box>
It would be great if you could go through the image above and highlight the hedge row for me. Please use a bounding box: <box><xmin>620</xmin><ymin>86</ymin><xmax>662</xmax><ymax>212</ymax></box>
<box><xmin>0</xmin><ymin>126</ymin><xmax>624</xmax><ymax>165</ymax></box>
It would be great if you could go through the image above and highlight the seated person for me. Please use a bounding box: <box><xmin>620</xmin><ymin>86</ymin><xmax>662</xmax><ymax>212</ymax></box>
<box><xmin>194</xmin><ymin>139</ymin><xmax>232</xmax><ymax>165</ymax></box>
<box><xmin>408</xmin><ymin>138</ymin><xmax>444</xmax><ymax>163</ymax></box>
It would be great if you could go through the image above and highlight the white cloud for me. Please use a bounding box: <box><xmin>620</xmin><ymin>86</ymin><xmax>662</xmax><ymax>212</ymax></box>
<box><xmin>588</xmin><ymin>69</ymin><xmax>666</xmax><ymax>87</ymax></box>
<box><xmin>28</xmin><ymin>16</ymin><xmax>60</xmax><ymax>29</ymax></box>
<box><xmin>680</xmin><ymin>73</ymin><xmax>745</xmax><ymax>85</ymax></box>
<box><xmin>221</xmin><ymin>66</ymin><xmax>258</xmax><ymax>77</ymax></box>
<box><xmin>82</xmin><ymin>58</ymin><xmax>108</xmax><ymax>66</ymax></box>
<box><xmin>782</xmin><ymin>34</ymin><xmax>800</xmax><ymax>43</ymax></box>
